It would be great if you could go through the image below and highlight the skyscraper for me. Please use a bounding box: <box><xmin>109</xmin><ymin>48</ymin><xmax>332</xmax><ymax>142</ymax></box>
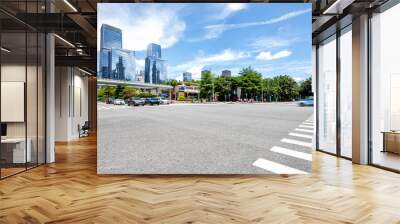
<box><xmin>100</xmin><ymin>24</ymin><xmax>122</xmax><ymax>49</ymax></box>
<box><xmin>146</xmin><ymin>43</ymin><xmax>162</xmax><ymax>58</ymax></box>
<box><xmin>183</xmin><ymin>72</ymin><xmax>192</xmax><ymax>81</ymax></box>
<box><xmin>99</xmin><ymin>24</ymin><xmax>135</xmax><ymax>81</ymax></box>
<box><xmin>110</xmin><ymin>49</ymin><xmax>136</xmax><ymax>81</ymax></box>
<box><xmin>221</xmin><ymin>70</ymin><xmax>231</xmax><ymax>78</ymax></box>
<box><xmin>144</xmin><ymin>43</ymin><xmax>167</xmax><ymax>84</ymax></box>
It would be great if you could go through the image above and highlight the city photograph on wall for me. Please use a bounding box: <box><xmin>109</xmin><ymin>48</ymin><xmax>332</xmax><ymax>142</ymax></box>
<box><xmin>97</xmin><ymin>3</ymin><xmax>313</xmax><ymax>174</ymax></box>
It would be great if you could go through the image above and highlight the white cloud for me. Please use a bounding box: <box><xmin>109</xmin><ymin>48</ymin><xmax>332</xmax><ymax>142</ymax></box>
<box><xmin>98</xmin><ymin>4</ymin><xmax>185</xmax><ymax>51</ymax></box>
<box><xmin>256</xmin><ymin>50</ymin><xmax>292</xmax><ymax>61</ymax></box>
<box><xmin>250</xmin><ymin>36</ymin><xmax>300</xmax><ymax>49</ymax></box>
<box><xmin>169</xmin><ymin>49</ymin><xmax>251</xmax><ymax>80</ymax></box>
<box><xmin>213</xmin><ymin>3</ymin><xmax>247</xmax><ymax>20</ymax></box>
<box><xmin>293</xmin><ymin>77</ymin><xmax>306</xmax><ymax>82</ymax></box>
<box><xmin>204</xmin><ymin>8</ymin><xmax>311</xmax><ymax>40</ymax></box>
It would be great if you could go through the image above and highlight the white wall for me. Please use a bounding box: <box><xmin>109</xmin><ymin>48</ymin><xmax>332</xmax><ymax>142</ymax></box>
<box><xmin>55</xmin><ymin>67</ymin><xmax>89</xmax><ymax>141</ymax></box>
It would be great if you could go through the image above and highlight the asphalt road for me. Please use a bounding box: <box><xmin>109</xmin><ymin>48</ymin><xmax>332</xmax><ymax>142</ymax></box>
<box><xmin>98</xmin><ymin>102</ymin><xmax>314</xmax><ymax>174</ymax></box>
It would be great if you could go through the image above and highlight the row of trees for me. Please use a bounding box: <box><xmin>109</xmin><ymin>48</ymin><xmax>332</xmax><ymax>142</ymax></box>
<box><xmin>97</xmin><ymin>85</ymin><xmax>156</xmax><ymax>100</ymax></box>
<box><xmin>97</xmin><ymin>67</ymin><xmax>312</xmax><ymax>102</ymax></box>
<box><xmin>200</xmin><ymin>67</ymin><xmax>312</xmax><ymax>102</ymax></box>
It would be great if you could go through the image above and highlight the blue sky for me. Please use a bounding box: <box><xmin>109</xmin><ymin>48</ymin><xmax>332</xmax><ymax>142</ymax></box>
<box><xmin>98</xmin><ymin>3</ymin><xmax>311</xmax><ymax>81</ymax></box>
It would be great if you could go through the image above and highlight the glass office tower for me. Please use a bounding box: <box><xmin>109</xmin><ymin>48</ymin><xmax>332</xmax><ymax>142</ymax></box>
<box><xmin>99</xmin><ymin>24</ymin><xmax>135</xmax><ymax>81</ymax></box>
<box><xmin>100</xmin><ymin>24</ymin><xmax>121</xmax><ymax>79</ymax></box>
<box><xmin>144</xmin><ymin>43</ymin><xmax>167</xmax><ymax>84</ymax></box>
<box><xmin>100</xmin><ymin>24</ymin><xmax>122</xmax><ymax>49</ymax></box>
<box><xmin>110</xmin><ymin>49</ymin><xmax>136</xmax><ymax>81</ymax></box>
<box><xmin>147</xmin><ymin>43</ymin><xmax>162</xmax><ymax>59</ymax></box>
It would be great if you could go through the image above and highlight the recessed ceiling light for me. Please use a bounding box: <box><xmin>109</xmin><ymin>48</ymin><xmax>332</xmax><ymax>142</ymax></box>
<box><xmin>54</xmin><ymin>34</ymin><xmax>75</xmax><ymax>48</ymax></box>
<box><xmin>63</xmin><ymin>0</ymin><xmax>78</xmax><ymax>12</ymax></box>
<box><xmin>78</xmin><ymin>68</ymin><xmax>93</xmax><ymax>76</ymax></box>
<box><xmin>1</xmin><ymin>47</ymin><xmax>11</xmax><ymax>53</ymax></box>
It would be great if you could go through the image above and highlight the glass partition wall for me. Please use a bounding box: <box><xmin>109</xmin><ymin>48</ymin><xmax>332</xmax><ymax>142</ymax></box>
<box><xmin>370</xmin><ymin>3</ymin><xmax>400</xmax><ymax>171</ymax></box>
<box><xmin>339</xmin><ymin>26</ymin><xmax>352</xmax><ymax>158</ymax></box>
<box><xmin>316</xmin><ymin>25</ymin><xmax>353</xmax><ymax>159</ymax></box>
<box><xmin>0</xmin><ymin>2</ymin><xmax>46</xmax><ymax>179</ymax></box>
<box><xmin>317</xmin><ymin>35</ymin><xmax>337</xmax><ymax>155</ymax></box>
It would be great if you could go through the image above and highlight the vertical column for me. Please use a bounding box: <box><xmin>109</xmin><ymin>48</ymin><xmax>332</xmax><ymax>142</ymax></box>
<box><xmin>352</xmin><ymin>14</ymin><xmax>369</xmax><ymax>164</ymax></box>
<box><xmin>46</xmin><ymin>33</ymin><xmax>55</xmax><ymax>163</ymax></box>
<box><xmin>312</xmin><ymin>45</ymin><xmax>317</xmax><ymax>150</ymax></box>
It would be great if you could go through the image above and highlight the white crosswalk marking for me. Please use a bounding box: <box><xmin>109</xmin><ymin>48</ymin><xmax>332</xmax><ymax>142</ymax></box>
<box><xmin>281</xmin><ymin>138</ymin><xmax>312</xmax><ymax>148</ymax></box>
<box><xmin>289</xmin><ymin>132</ymin><xmax>313</xmax><ymax>139</ymax></box>
<box><xmin>253</xmin><ymin>158</ymin><xmax>307</xmax><ymax>174</ymax></box>
<box><xmin>252</xmin><ymin>117</ymin><xmax>314</xmax><ymax>174</ymax></box>
<box><xmin>269</xmin><ymin>146</ymin><xmax>312</xmax><ymax>161</ymax></box>
<box><xmin>299</xmin><ymin>124</ymin><xmax>314</xmax><ymax>129</ymax></box>
<box><xmin>295</xmin><ymin>128</ymin><xmax>314</xmax><ymax>133</ymax></box>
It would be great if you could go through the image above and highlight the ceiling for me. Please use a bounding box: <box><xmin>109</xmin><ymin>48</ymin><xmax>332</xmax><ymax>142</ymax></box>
<box><xmin>0</xmin><ymin>0</ymin><xmax>391</xmax><ymax>74</ymax></box>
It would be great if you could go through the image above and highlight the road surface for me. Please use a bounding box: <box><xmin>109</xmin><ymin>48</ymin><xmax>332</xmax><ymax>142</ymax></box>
<box><xmin>98</xmin><ymin>102</ymin><xmax>314</xmax><ymax>174</ymax></box>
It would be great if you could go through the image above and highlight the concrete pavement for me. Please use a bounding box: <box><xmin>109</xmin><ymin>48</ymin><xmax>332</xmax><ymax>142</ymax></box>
<box><xmin>98</xmin><ymin>102</ymin><xmax>314</xmax><ymax>174</ymax></box>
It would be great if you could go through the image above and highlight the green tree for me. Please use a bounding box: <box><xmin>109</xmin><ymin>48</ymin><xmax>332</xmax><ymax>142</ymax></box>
<box><xmin>200</xmin><ymin>70</ymin><xmax>215</xmax><ymax>101</ymax></box>
<box><xmin>122</xmin><ymin>86</ymin><xmax>139</xmax><ymax>99</ymax></box>
<box><xmin>238</xmin><ymin>67</ymin><xmax>262</xmax><ymax>100</ymax></box>
<box><xmin>115</xmin><ymin>85</ymin><xmax>124</xmax><ymax>99</ymax></box>
<box><xmin>261</xmin><ymin>78</ymin><xmax>277</xmax><ymax>102</ymax></box>
<box><xmin>298</xmin><ymin>77</ymin><xmax>312</xmax><ymax>99</ymax></box>
<box><xmin>97</xmin><ymin>85</ymin><xmax>116</xmax><ymax>100</ymax></box>
<box><xmin>273</xmin><ymin>75</ymin><xmax>299</xmax><ymax>101</ymax></box>
<box><xmin>214</xmin><ymin>77</ymin><xmax>232</xmax><ymax>101</ymax></box>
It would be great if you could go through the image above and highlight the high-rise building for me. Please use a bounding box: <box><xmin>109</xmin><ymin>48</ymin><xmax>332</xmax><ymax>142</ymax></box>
<box><xmin>99</xmin><ymin>24</ymin><xmax>135</xmax><ymax>81</ymax></box>
<box><xmin>145</xmin><ymin>58</ymin><xmax>167</xmax><ymax>84</ymax></box>
<box><xmin>100</xmin><ymin>24</ymin><xmax>122</xmax><ymax>49</ymax></box>
<box><xmin>221</xmin><ymin>70</ymin><xmax>231</xmax><ymax>78</ymax></box>
<box><xmin>146</xmin><ymin>43</ymin><xmax>162</xmax><ymax>58</ymax></box>
<box><xmin>144</xmin><ymin>43</ymin><xmax>167</xmax><ymax>84</ymax></box>
<box><xmin>183</xmin><ymin>72</ymin><xmax>192</xmax><ymax>81</ymax></box>
<box><xmin>110</xmin><ymin>49</ymin><xmax>136</xmax><ymax>81</ymax></box>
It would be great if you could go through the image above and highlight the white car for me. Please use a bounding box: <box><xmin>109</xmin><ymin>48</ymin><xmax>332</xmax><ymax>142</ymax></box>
<box><xmin>113</xmin><ymin>99</ymin><xmax>126</xmax><ymax>105</ymax></box>
<box><xmin>160</xmin><ymin>98</ymin><xmax>171</xmax><ymax>105</ymax></box>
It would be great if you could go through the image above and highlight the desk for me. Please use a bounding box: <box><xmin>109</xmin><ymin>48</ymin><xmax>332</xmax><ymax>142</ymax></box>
<box><xmin>382</xmin><ymin>131</ymin><xmax>400</xmax><ymax>154</ymax></box>
<box><xmin>1</xmin><ymin>138</ymin><xmax>31</xmax><ymax>163</ymax></box>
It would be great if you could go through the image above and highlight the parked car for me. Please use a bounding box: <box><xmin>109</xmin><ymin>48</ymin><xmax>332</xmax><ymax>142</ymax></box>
<box><xmin>105</xmin><ymin>97</ymin><xmax>114</xmax><ymax>104</ymax></box>
<box><xmin>160</xmin><ymin>98</ymin><xmax>171</xmax><ymax>105</ymax></box>
<box><xmin>114</xmin><ymin>99</ymin><xmax>126</xmax><ymax>105</ymax></box>
<box><xmin>298</xmin><ymin>98</ymin><xmax>314</xmax><ymax>107</ymax></box>
<box><xmin>127</xmin><ymin>97</ymin><xmax>145</xmax><ymax>106</ymax></box>
<box><xmin>145</xmin><ymin>98</ymin><xmax>161</xmax><ymax>106</ymax></box>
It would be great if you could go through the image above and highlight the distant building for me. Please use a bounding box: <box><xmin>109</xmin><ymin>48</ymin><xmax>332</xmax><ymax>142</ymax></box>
<box><xmin>146</xmin><ymin>43</ymin><xmax>162</xmax><ymax>59</ymax></box>
<box><xmin>221</xmin><ymin>70</ymin><xmax>231</xmax><ymax>78</ymax></box>
<box><xmin>183</xmin><ymin>72</ymin><xmax>192</xmax><ymax>82</ymax></box>
<box><xmin>144</xmin><ymin>43</ymin><xmax>167</xmax><ymax>84</ymax></box>
<box><xmin>99</xmin><ymin>24</ymin><xmax>135</xmax><ymax>81</ymax></box>
<box><xmin>135</xmin><ymin>70</ymin><xmax>145</xmax><ymax>83</ymax></box>
<box><xmin>100</xmin><ymin>24</ymin><xmax>122</xmax><ymax>49</ymax></box>
<box><xmin>110</xmin><ymin>49</ymin><xmax>135</xmax><ymax>81</ymax></box>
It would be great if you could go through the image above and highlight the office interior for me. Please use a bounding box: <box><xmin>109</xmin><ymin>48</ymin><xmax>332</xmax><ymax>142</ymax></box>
<box><xmin>0</xmin><ymin>0</ymin><xmax>400</xmax><ymax>180</ymax></box>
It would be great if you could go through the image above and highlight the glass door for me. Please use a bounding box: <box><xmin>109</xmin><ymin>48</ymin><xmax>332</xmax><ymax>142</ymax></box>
<box><xmin>317</xmin><ymin>35</ymin><xmax>337</xmax><ymax>154</ymax></box>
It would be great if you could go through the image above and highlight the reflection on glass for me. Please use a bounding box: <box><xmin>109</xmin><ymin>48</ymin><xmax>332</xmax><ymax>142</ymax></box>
<box><xmin>340</xmin><ymin>27</ymin><xmax>352</xmax><ymax>158</ymax></box>
<box><xmin>318</xmin><ymin>35</ymin><xmax>337</xmax><ymax>154</ymax></box>
<box><xmin>371</xmin><ymin>4</ymin><xmax>400</xmax><ymax>171</ymax></box>
<box><xmin>1</xmin><ymin>32</ymin><xmax>27</xmax><ymax>177</ymax></box>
